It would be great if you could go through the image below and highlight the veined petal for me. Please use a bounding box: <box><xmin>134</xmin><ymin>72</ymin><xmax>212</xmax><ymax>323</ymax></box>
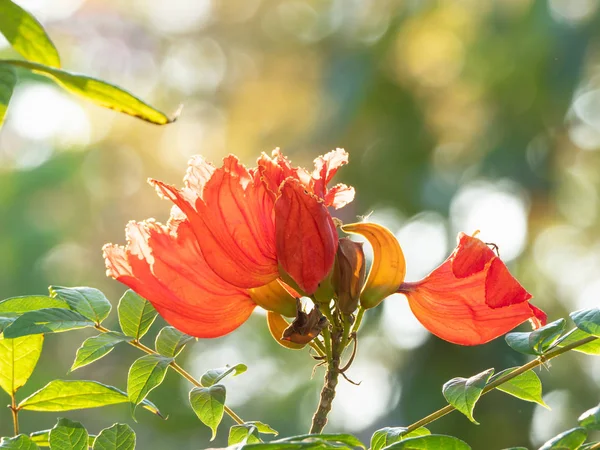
<box><xmin>275</xmin><ymin>178</ymin><xmax>338</xmax><ymax>295</ymax></box>
<box><xmin>257</xmin><ymin>148</ymin><xmax>310</xmax><ymax>196</ymax></box>
<box><xmin>103</xmin><ymin>219</ymin><xmax>256</xmax><ymax>338</ymax></box>
<box><xmin>399</xmin><ymin>233</ymin><xmax>546</xmax><ymax>345</ymax></box>
<box><xmin>342</xmin><ymin>222</ymin><xmax>406</xmax><ymax>309</ymax></box>
<box><xmin>151</xmin><ymin>155</ymin><xmax>278</xmax><ymax>289</ymax></box>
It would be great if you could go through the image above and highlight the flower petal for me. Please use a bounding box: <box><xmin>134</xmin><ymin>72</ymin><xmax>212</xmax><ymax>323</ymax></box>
<box><xmin>342</xmin><ymin>222</ymin><xmax>406</xmax><ymax>309</ymax></box>
<box><xmin>257</xmin><ymin>148</ymin><xmax>310</xmax><ymax>196</ymax></box>
<box><xmin>151</xmin><ymin>155</ymin><xmax>278</xmax><ymax>289</ymax></box>
<box><xmin>311</xmin><ymin>148</ymin><xmax>349</xmax><ymax>199</ymax></box>
<box><xmin>249</xmin><ymin>279</ymin><xmax>297</xmax><ymax>318</ymax></box>
<box><xmin>324</xmin><ymin>183</ymin><xmax>355</xmax><ymax>210</ymax></box>
<box><xmin>398</xmin><ymin>233</ymin><xmax>546</xmax><ymax>345</ymax></box>
<box><xmin>103</xmin><ymin>219</ymin><xmax>256</xmax><ymax>338</ymax></box>
<box><xmin>275</xmin><ymin>178</ymin><xmax>338</xmax><ymax>295</ymax></box>
<box><xmin>451</xmin><ymin>232</ymin><xmax>496</xmax><ymax>278</ymax></box>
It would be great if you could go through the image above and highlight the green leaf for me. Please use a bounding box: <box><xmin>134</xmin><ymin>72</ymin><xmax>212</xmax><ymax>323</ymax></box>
<box><xmin>50</xmin><ymin>286</ymin><xmax>111</xmax><ymax>324</ymax></box>
<box><xmin>579</xmin><ymin>404</ymin><xmax>600</xmax><ymax>430</ymax></box>
<box><xmin>0</xmin><ymin>435</ymin><xmax>39</xmax><ymax>449</ymax></box>
<box><xmin>127</xmin><ymin>354</ymin><xmax>171</xmax><ymax>406</ymax></box>
<box><xmin>581</xmin><ymin>444</ymin><xmax>600</xmax><ymax>450</ymax></box>
<box><xmin>189</xmin><ymin>385</ymin><xmax>226</xmax><ymax>440</ymax></box>
<box><xmin>571</xmin><ymin>308</ymin><xmax>600</xmax><ymax>337</ymax></box>
<box><xmin>505</xmin><ymin>319</ymin><xmax>566</xmax><ymax>355</ymax></box>
<box><xmin>17</xmin><ymin>380</ymin><xmax>161</xmax><ymax>416</ymax></box>
<box><xmin>0</xmin><ymin>296</ymin><xmax>68</xmax><ymax>314</ymax></box>
<box><xmin>229</xmin><ymin>422</ymin><xmax>278</xmax><ymax>446</ymax></box>
<box><xmin>92</xmin><ymin>424</ymin><xmax>136</xmax><ymax>450</ymax></box>
<box><xmin>491</xmin><ymin>367</ymin><xmax>549</xmax><ymax>408</ymax></box>
<box><xmin>538</xmin><ymin>427</ymin><xmax>587</xmax><ymax>450</ymax></box>
<box><xmin>118</xmin><ymin>290</ymin><xmax>158</xmax><ymax>339</ymax></box>
<box><xmin>383</xmin><ymin>434</ymin><xmax>471</xmax><ymax>450</ymax></box>
<box><xmin>371</xmin><ymin>427</ymin><xmax>430</xmax><ymax>450</ymax></box>
<box><xmin>201</xmin><ymin>364</ymin><xmax>247</xmax><ymax>387</ymax></box>
<box><xmin>0</xmin><ymin>335</ymin><xmax>44</xmax><ymax>395</ymax></box>
<box><xmin>3</xmin><ymin>308</ymin><xmax>94</xmax><ymax>338</ymax></box>
<box><xmin>276</xmin><ymin>433</ymin><xmax>365</xmax><ymax>448</ymax></box>
<box><xmin>0</xmin><ymin>64</ymin><xmax>16</xmax><ymax>127</ymax></box>
<box><xmin>71</xmin><ymin>332</ymin><xmax>132</xmax><ymax>371</ymax></box>
<box><xmin>0</xmin><ymin>0</ymin><xmax>60</xmax><ymax>67</ymax></box>
<box><xmin>48</xmin><ymin>418</ymin><xmax>88</xmax><ymax>450</ymax></box>
<box><xmin>442</xmin><ymin>368</ymin><xmax>494</xmax><ymax>424</ymax></box>
<box><xmin>29</xmin><ymin>431</ymin><xmax>96</xmax><ymax>448</ymax></box>
<box><xmin>0</xmin><ymin>315</ymin><xmax>16</xmax><ymax>333</ymax></box>
<box><xmin>557</xmin><ymin>328</ymin><xmax>600</xmax><ymax>355</ymax></box>
<box><xmin>4</xmin><ymin>60</ymin><xmax>177</xmax><ymax>125</ymax></box>
<box><xmin>155</xmin><ymin>326</ymin><xmax>194</xmax><ymax>357</ymax></box>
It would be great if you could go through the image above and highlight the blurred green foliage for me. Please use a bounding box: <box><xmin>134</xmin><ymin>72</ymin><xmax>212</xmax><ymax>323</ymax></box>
<box><xmin>2</xmin><ymin>1</ymin><xmax>600</xmax><ymax>448</ymax></box>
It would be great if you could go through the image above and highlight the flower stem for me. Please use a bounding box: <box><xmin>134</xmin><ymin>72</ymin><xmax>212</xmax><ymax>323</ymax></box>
<box><xmin>350</xmin><ymin>307</ymin><xmax>365</xmax><ymax>336</ymax></box>
<box><xmin>403</xmin><ymin>335</ymin><xmax>598</xmax><ymax>434</ymax></box>
<box><xmin>10</xmin><ymin>393</ymin><xmax>19</xmax><ymax>436</ymax></box>
<box><xmin>310</xmin><ymin>328</ymin><xmax>341</xmax><ymax>434</ymax></box>
<box><xmin>95</xmin><ymin>325</ymin><xmax>244</xmax><ymax>425</ymax></box>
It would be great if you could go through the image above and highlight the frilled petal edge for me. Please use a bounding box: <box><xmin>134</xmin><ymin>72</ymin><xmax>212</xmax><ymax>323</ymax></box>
<box><xmin>103</xmin><ymin>219</ymin><xmax>256</xmax><ymax>338</ymax></box>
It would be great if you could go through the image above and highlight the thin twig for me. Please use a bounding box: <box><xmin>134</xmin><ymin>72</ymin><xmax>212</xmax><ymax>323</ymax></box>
<box><xmin>404</xmin><ymin>335</ymin><xmax>598</xmax><ymax>434</ymax></box>
<box><xmin>95</xmin><ymin>325</ymin><xmax>244</xmax><ymax>425</ymax></box>
<box><xmin>10</xmin><ymin>394</ymin><xmax>19</xmax><ymax>436</ymax></box>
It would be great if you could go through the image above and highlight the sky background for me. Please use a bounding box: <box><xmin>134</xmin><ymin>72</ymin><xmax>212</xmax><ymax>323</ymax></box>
<box><xmin>1</xmin><ymin>0</ymin><xmax>600</xmax><ymax>448</ymax></box>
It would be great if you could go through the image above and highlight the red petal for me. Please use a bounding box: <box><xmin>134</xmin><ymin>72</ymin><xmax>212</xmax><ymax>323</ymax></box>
<box><xmin>151</xmin><ymin>155</ymin><xmax>278</xmax><ymax>289</ymax></box>
<box><xmin>311</xmin><ymin>148</ymin><xmax>349</xmax><ymax>199</ymax></box>
<box><xmin>451</xmin><ymin>232</ymin><xmax>497</xmax><ymax>278</ymax></box>
<box><xmin>398</xmin><ymin>233</ymin><xmax>545</xmax><ymax>345</ymax></box>
<box><xmin>324</xmin><ymin>183</ymin><xmax>355</xmax><ymax>210</ymax></box>
<box><xmin>485</xmin><ymin>257</ymin><xmax>532</xmax><ymax>308</ymax></box>
<box><xmin>257</xmin><ymin>149</ymin><xmax>311</xmax><ymax>196</ymax></box>
<box><xmin>275</xmin><ymin>178</ymin><xmax>338</xmax><ymax>295</ymax></box>
<box><xmin>103</xmin><ymin>220</ymin><xmax>255</xmax><ymax>338</ymax></box>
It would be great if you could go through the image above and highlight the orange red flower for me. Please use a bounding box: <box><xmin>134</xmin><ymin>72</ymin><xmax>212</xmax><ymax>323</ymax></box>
<box><xmin>397</xmin><ymin>232</ymin><xmax>547</xmax><ymax>345</ymax></box>
<box><xmin>103</xmin><ymin>149</ymin><xmax>353</xmax><ymax>338</ymax></box>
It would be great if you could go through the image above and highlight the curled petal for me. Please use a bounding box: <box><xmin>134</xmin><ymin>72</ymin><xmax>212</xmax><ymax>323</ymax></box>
<box><xmin>275</xmin><ymin>178</ymin><xmax>338</xmax><ymax>295</ymax></box>
<box><xmin>249</xmin><ymin>279</ymin><xmax>297</xmax><ymax>318</ymax></box>
<box><xmin>398</xmin><ymin>233</ymin><xmax>546</xmax><ymax>345</ymax></box>
<box><xmin>342</xmin><ymin>222</ymin><xmax>406</xmax><ymax>309</ymax></box>
<box><xmin>311</xmin><ymin>148</ymin><xmax>349</xmax><ymax>199</ymax></box>
<box><xmin>324</xmin><ymin>183</ymin><xmax>355</xmax><ymax>210</ymax></box>
<box><xmin>151</xmin><ymin>155</ymin><xmax>278</xmax><ymax>289</ymax></box>
<box><xmin>103</xmin><ymin>220</ymin><xmax>256</xmax><ymax>338</ymax></box>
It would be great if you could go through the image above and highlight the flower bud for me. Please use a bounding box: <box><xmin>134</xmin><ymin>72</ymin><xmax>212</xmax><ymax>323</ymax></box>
<box><xmin>341</xmin><ymin>222</ymin><xmax>406</xmax><ymax>309</ymax></box>
<box><xmin>333</xmin><ymin>238</ymin><xmax>366</xmax><ymax>314</ymax></box>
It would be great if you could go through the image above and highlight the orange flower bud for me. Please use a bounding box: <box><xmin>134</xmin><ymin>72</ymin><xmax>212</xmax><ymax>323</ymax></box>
<box><xmin>341</xmin><ymin>222</ymin><xmax>406</xmax><ymax>309</ymax></box>
<box><xmin>333</xmin><ymin>238</ymin><xmax>366</xmax><ymax>314</ymax></box>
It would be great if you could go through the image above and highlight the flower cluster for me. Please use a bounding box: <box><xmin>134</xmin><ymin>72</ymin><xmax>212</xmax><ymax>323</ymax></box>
<box><xmin>104</xmin><ymin>149</ymin><xmax>545</xmax><ymax>346</ymax></box>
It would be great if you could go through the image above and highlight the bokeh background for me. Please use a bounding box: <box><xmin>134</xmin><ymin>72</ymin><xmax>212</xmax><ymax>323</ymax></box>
<box><xmin>1</xmin><ymin>0</ymin><xmax>600</xmax><ymax>448</ymax></box>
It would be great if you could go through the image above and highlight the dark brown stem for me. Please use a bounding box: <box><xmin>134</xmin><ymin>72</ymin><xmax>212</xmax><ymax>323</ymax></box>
<box><xmin>310</xmin><ymin>329</ymin><xmax>342</xmax><ymax>434</ymax></box>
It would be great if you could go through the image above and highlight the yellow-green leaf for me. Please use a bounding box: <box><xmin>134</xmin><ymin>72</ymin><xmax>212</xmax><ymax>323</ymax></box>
<box><xmin>492</xmin><ymin>367</ymin><xmax>549</xmax><ymax>409</ymax></box>
<box><xmin>189</xmin><ymin>385</ymin><xmax>226</xmax><ymax>440</ymax></box>
<box><xmin>49</xmin><ymin>418</ymin><xmax>88</xmax><ymax>450</ymax></box>
<box><xmin>118</xmin><ymin>290</ymin><xmax>158</xmax><ymax>339</ymax></box>
<box><xmin>92</xmin><ymin>424</ymin><xmax>136</xmax><ymax>450</ymax></box>
<box><xmin>0</xmin><ymin>0</ymin><xmax>60</xmax><ymax>67</ymax></box>
<box><xmin>4</xmin><ymin>60</ymin><xmax>178</xmax><ymax>125</ymax></box>
<box><xmin>0</xmin><ymin>334</ymin><xmax>44</xmax><ymax>395</ymax></box>
<box><xmin>0</xmin><ymin>435</ymin><xmax>40</xmax><ymax>449</ymax></box>
<box><xmin>0</xmin><ymin>63</ymin><xmax>16</xmax><ymax>127</ymax></box>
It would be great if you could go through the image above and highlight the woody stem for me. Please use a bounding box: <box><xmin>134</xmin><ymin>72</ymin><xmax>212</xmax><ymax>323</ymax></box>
<box><xmin>310</xmin><ymin>325</ymin><xmax>341</xmax><ymax>434</ymax></box>
<box><xmin>95</xmin><ymin>325</ymin><xmax>244</xmax><ymax>425</ymax></box>
<box><xmin>403</xmin><ymin>335</ymin><xmax>598</xmax><ymax>434</ymax></box>
<box><xmin>10</xmin><ymin>393</ymin><xmax>19</xmax><ymax>436</ymax></box>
